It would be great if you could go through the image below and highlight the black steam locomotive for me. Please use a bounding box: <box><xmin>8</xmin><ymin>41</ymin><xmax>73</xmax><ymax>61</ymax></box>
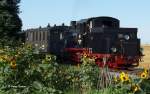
<box><xmin>25</xmin><ymin>16</ymin><xmax>143</xmax><ymax>68</ymax></box>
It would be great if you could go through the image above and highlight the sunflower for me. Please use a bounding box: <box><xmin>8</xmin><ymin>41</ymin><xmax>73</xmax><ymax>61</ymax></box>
<box><xmin>0</xmin><ymin>57</ymin><xmax>3</xmax><ymax>62</ymax></box>
<box><xmin>120</xmin><ymin>72</ymin><xmax>126</xmax><ymax>77</ymax></box>
<box><xmin>131</xmin><ymin>84</ymin><xmax>140</xmax><ymax>93</ymax></box>
<box><xmin>120</xmin><ymin>75</ymin><xmax>129</xmax><ymax>82</ymax></box>
<box><xmin>0</xmin><ymin>55</ymin><xmax>4</xmax><ymax>62</ymax></box>
<box><xmin>10</xmin><ymin>61</ymin><xmax>17</xmax><ymax>69</ymax></box>
<box><xmin>140</xmin><ymin>72</ymin><xmax>148</xmax><ymax>79</ymax></box>
<box><xmin>144</xmin><ymin>68</ymin><xmax>149</xmax><ymax>74</ymax></box>
<box><xmin>45</xmin><ymin>55</ymin><xmax>51</xmax><ymax>61</ymax></box>
<box><xmin>119</xmin><ymin>72</ymin><xmax>129</xmax><ymax>82</ymax></box>
<box><xmin>0</xmin><ymin>55</ymin><xmax>8</xmax><ymax>62</ymax></box>
<box><xmin>26</xmin><ymin>44</ymin><xmax>32</xmax><ymax>50</ymax></box>
<box><xmin>83</xmin><ymin>53</ymin><xmax>87</xmax><ymax>58</ymax></box>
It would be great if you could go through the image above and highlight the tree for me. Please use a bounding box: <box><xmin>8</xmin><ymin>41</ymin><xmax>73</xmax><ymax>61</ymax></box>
<box><xmin>0</xmin><ymin>0</ymin><xmax>22</xmax><ymax>45</ymax></box>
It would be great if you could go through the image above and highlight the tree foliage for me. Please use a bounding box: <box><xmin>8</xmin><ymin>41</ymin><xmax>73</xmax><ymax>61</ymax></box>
<box><xmin>0</xmin><ymin>0</ymin><xmax>22</xmax><ymax>45</ymax></box>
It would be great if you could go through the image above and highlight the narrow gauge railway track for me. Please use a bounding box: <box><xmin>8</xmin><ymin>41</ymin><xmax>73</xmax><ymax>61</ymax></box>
<box><xmin>109</xmin><ymin>68</ymin><xmax>144</xmax><ymax>78</ymax></box>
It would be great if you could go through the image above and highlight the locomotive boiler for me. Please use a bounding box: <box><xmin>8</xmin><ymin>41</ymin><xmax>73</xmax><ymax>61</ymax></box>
<box><xmin>25</xmin><ymin>16</ymin><xmax>143</xmax><ymax>68</ymax></box>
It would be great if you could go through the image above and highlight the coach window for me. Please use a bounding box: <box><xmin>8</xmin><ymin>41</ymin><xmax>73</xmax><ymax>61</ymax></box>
<box><xmin>30</xmin><ymin>32</ymin><xmax>33</xmax><ymax>41</ymax></box>
<box><xmin>43</xmin><ymin>32</ymin><xmax>45</xmax><ymax>40</ymax></box>
<box><xmin>45</xmin><ymin>32</ymin><xmax>48</xmax><ymax>40</ymax></box>
<box><xmin>41</xmin><ymin>32</ymin><xmax>43</xmax><ymax>41</ymax></box>
<box><xmin>39</xmin><ymin>32</ymin><xmax>41</xmax><ymax>41</ymax></box>
<box><xmin>33</xmin><ymin>32</ymin><xmax>35</xmax><ymax>41</ymax></box>
<box><xmin>32</xmin><ymin>32</ymin><xmax>34</xmax><ymax>41</ymax></box>
<box><xmin>60</xmin><ymin>33</ymin><xmax>63</xmax><ymax>40</ymax></box>
<box><xmin>34</xmin><ymin>32</ymin><xmax>36</xmax><ymax>41</ymax></box>
<box><xmin>36</xmin><ymin>32</ymin><xmax>38</xmax><ymax>41</ymax></box>
<box><xmin>90</xmin><ymin>21</ymin><xmax>93</xmax><ymax>29</ymax></box>
<box><xmin>26</xmin><ymin>32</ymin><xmax>28</xmax><ymax>40</ymax></box>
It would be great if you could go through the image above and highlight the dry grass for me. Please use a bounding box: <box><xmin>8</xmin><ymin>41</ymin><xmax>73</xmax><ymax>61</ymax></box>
<box><xmin>139</xmin><ymin>45</ymin><xmax>150</xmax><ymax>68</ymax></box>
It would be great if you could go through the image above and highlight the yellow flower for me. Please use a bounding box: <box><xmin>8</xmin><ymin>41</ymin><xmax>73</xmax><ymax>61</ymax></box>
<box><xmin>131</xmin><ymin>84</ymin><xmax>140</xmax><ymax>93</ymax></box>
<box><xmin>10</xmin><ymin>60</ymin><xmax>17</xmax><ymax>69</ymax></box>
<box><xmin>0</xmin><ymin>55</ymin><xmax>8</xmax><ymax>62</ymax></box>
<box><xmin>120</xmin><ymin>72</ymin><xmax>126</xmax><ymax>77</ymax></box>
<box><xmin>144</xmin><ymin>68</ymin><xmax>149</xmax><ymax>74</ymax></box>
<box><xmin>0</xmin><ymin>55</ymin><xmax>4</xmax><ymax>62</ymax></box>
<box><xmin>83</xmin><ymin>53</ymin><xmax>87</xmax><ymax>58</ymax></box>
<box><xmin>26</xmin><ymin>44</ymin><xmax>32</xmax><ymax>49</ymax></box>
<box><xmin>119</xmin><ymin>72</ymin><xmax>129</xmax><ymax>82</ymax></box>
<box><xmin>45</xmin><ymin>55</ymin><xmax>51</xmax><ymax>61</ymax></box>
<box><xmin>134</xmin><ymin>86</ymin><xmax>138</xmax><ymax>92</ymax></box>
<box><xmin>0</xmin><ymin>57</ymin><xmax>3</xmax><ymax>62</ymax></box>
<box><xmin>120</xmin><ymin>76</ymin><xmax>128</xmax><ymax>82</ymax></box>
<box><xmin>140</xmin><ymin>72</ymin><xmax>148</xmax><ymax>79</ymax></box>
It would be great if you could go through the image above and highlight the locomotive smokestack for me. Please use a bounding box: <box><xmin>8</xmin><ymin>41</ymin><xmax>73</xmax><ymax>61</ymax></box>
<box><xmin>62</xmin><ymin>23</ymin><xmax>65</xmax><ymax>26</ymax></box>
<box><xmin>70</xmin><ymin>21</ymin><xmax>76</xmax><ymax>28</ymax></box>
<box><xmin>47</xmin><ymin>23</ymin><xmax>51</xmax><ymax>28</ymax></box>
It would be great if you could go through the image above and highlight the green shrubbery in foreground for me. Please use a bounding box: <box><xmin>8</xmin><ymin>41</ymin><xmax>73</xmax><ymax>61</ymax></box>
<box><xmin>0</xmin><ymin>45</ymin><xmax>150</xmax><ymax>94</ymax></box>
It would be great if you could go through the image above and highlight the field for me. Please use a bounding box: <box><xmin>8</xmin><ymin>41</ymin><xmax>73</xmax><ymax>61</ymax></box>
<box><xmin>0</xmin><ymin>45</ymin><xmax>150</xmax><ymax>94</ymax></box>
<box><xmin>139</xmin><ymin>45</ymin><xmax>150</xmax><ymax>68</ymax></box>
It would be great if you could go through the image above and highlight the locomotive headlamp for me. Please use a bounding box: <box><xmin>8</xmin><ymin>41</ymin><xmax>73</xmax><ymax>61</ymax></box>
<box><xmin>78</xmin><ymin>34</ymin><xmax>81</xmax><ymax>39</ymax></box>
<box><xmin>124</xmin><ymin>35</ymin><xmax>130</xmax><ymax>40</ymax></box>
<box><xmin>41</xmin><ymin>45</ymin><xmax>45</xmax><ymax>50</ymax></box>
<box><xmin>78</xmin><ymin>39</ymin><xmax>82</xmax><ymax>45</ymax></box>
<box><xmin>42</xmin><ymin>45</ymin><xmax>45</xmax><ymax>48</ymax></box>
<box><xmin>111</xmin><ymin>47</ymin><xmax>117</xmax><ymax>53</ymax></box>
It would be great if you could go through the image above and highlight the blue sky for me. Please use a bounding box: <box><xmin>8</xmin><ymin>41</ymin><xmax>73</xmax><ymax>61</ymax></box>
<box><xmin>20</xmin><ymin>0</ymin><xmax>150</xmax><ymax>44</ymax></box>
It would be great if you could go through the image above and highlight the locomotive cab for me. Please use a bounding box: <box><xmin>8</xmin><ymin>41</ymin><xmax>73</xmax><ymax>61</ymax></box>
<box><xmin>89</xmin><ymin>16</ymin><xmax>120</xmax><ymax>28</ymax></box>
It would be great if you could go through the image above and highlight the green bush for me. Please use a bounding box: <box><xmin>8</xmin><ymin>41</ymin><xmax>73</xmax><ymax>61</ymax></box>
<box><xmin>0</xmin><ymin>45</ymin><xmax>64</xmax><ymax>94</ymax></box>
<box><xmin>0</xmin><ymin>45</ymin><xmax>150</xmax><ymax>94</ymax></box>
